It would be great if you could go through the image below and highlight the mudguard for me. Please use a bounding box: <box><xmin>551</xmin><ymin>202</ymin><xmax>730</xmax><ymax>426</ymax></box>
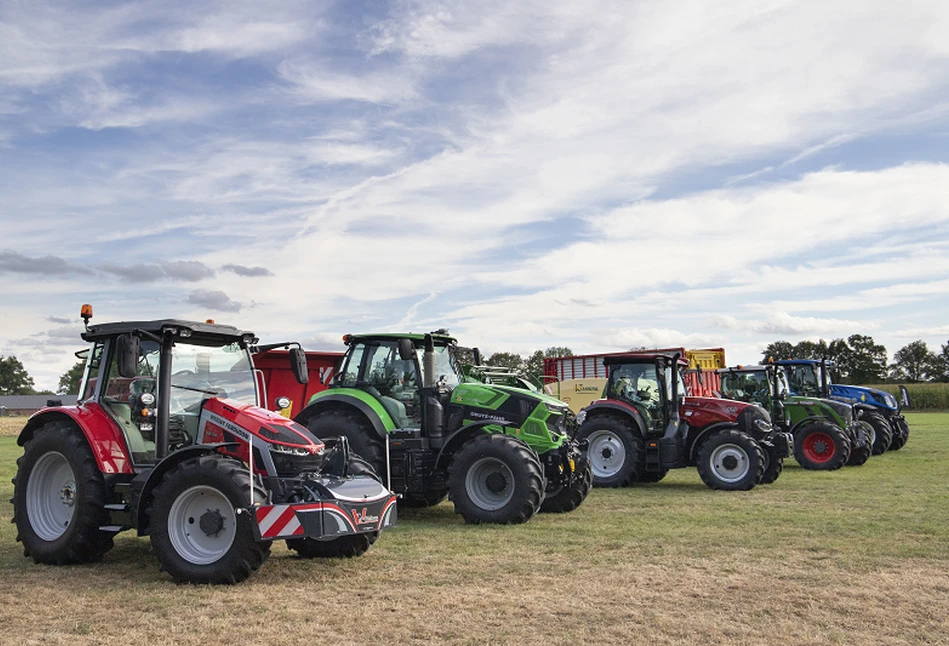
<box><xmin>294</xmin><ymin>391</ymin><xmax>396</xmax><ymax>440</ymax></box>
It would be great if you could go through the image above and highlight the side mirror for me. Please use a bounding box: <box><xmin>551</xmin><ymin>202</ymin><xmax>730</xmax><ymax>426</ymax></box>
<box><xmin>115</xmin><ymin>334</ymin><xmax>140</xmax><ymax>378</ymax></box>
<box><xmin>289</xmin><ymin>347</ymin><xmax>309</xmax><ymax>385</ymax></box>
<box><xmin>472</xmin><ymin>347</ymin><xmax>482</xmax><ymax>365</ymax></box>
<box><xmin>398</xmin><ymin>338</ymin><xmax>415</xmax><ymax>361</ymax></box>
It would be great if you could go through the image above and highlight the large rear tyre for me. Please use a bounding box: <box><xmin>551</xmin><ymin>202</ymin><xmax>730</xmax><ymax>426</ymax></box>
<box><xmin>12</xmin><ymin>421</ymin><xmax>114</xmax><ymax>565</ymax></box>
<box><xmin>846</xmin><ymin>422</ymin><xmax>873</xmax><ymax>467</ymax></box>
<box><xmin>286</xmin><ymin>533</ymin><xmax>373</xmax><ymax>559</ymax></box>
<box><xmin>448</xmin><ymin>434</ymin><xmax>545</xmax><ymax>525</ymax></box>
<box><xmin>574</xmin><ymin>416</ymin><xmax>644</xmax><ymax>487</ymax></box>
<box><xmin>540</xmin><ymin>460</ymin><xmax>592</xmax><ymax>513</ymax></box>
<box><xmin>303</xmin><ymin>410</ymin><xmax>387</xmax><ymax>477</ymax></box>
<box><xmin>862</xmin><ymin>411</ymin><xmax>892</xmax><ymax>455</ymax></box>
<box><xmin>793</xmin><ymin>422</ymin><xmax>850</xmax><ymax>470</ymax></box>
<box><xmin>889</xmin><ymin>417</ymin><xmax>909</xmax><ymax>451</ymax></box>
<box><xmin>758</xmin><ymin>442</ymin><xmax>784</xmax><ymax>485</ymax></box>
<box><xmin>695</xmin><ymin>430</ymin><xmax>764</xmax><ymax>491</ymax></box>
<box><xmin>149</xmin><ymin>455</ymin><xmax>270</xmax><ymax>584</ymax></box>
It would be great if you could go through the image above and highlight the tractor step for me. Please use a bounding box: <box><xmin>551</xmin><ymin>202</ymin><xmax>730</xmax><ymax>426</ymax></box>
<box><xmin>105</xmin><ymin>503</ymin><xmax>128</xmax><ymax>511</ymax></box>
<box><xmin>99</xmin><ymin>525</ymin><xmax>131</xmax><ymax>533</ymax></box>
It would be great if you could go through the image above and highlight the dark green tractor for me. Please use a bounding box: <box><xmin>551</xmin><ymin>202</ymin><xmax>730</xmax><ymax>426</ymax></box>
<box><xmin>717</xmin><ymin>365</ymin><xmax>873</xmax><ymax>470</ymax></box>
<box><xmin>294</xmin><ymin>332</ymin><xmax>591</xmax><ymax>525</ymax></box>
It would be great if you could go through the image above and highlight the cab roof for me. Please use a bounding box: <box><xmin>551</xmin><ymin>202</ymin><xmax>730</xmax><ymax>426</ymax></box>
<box><xmin>81</xmin><ymin>319</ymin><xmax>254</xmax><ymax>345</ymax></box>
<box><xmin>773</xmin><ymin>359</ymin><xmax>837</xmax><ymax>367</ymax></box>
<box><xmin>718</xmin><ymin>365</ymin><xmax>768</xmax><ymax>374</ymax></box>
<box><xmin>603</xmin><ymin>352</ymin><xmax>689</xmax><ymax>366</ymax></box>
<box><xmin>344</xmin><ymin>332</ymin><xmax>457</xmax><ymax>346</ymax></box>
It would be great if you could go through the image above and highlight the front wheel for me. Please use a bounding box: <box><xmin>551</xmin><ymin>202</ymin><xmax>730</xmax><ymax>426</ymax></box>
<box><xmin>862</xmin><ymin>411</ymin><xmax>892</xmax><ymax>455</ymax></box>
<box><xmin>448</xmin><ymin>434</ymin><xmax>545</xmax><ymax>525</ymax></box>
<box><xmin>540</xmin><ymin>460</ymin><xmax>592</xmax><ymax>513</ymax></box>
<box><xmin>846</xmin><ymin>422</ymin><xmax>873</xmax><ymax>467</ymax></box>
<box><xmin>793</xmin><ymin>422</ymin><xmax>850</xmax><ymax>470</ymax></box>
<box><xmin>695</xmin><ymin>430</ymin><xmax>764</xmax><ymax>491</ymax></box>
<box><xmin>574</xmin><ymin>416</ymin><xmax>644</xmax><ymax>487</ymax></box>
<box><xmin>889</xmin><ymin>417</ymin><xmax>909</xmax><ymax>451</ymax></box>
<box><xmin>149</xmin><ymin>455</ymin><xmax>270</xmax><ymax>584</ymax></box>
<box><xmin>758</xmin><ymin>442</ymin><xmax>784</xmax><ymax>485</ymax></box>
<box><xmin>286</xmin><ymin>533</ymin><xmax>373</xmax><ymax>558</ymax></box>
<box><xmin>13</xmin><ymin>421</ymin><xmax>114</xmax><ymax>565</ymax></box>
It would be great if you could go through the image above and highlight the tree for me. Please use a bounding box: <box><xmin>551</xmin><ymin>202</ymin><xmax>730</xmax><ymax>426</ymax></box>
<box><xmin>930</xmin><ymin>341</ymin><xmax>949</xmax><ymax>383</ymax></box>
<box><xmin>58</xmin><ymin>360</ymin><xmax>85</xmax><ymax>394</ymax></box>
<box><xmin>485</xmin><ymin>352</ymin><xmax>523</xmax><ymax>371</ymax></box>
<box><xmin>761</xmin><ymin>341</ymin><xmax>796</xmax><ymax>363</ymax></box>
<box><xmin>523</xmin><ymin>347</ymin><xmax>574</xmax><ymax>378</ymax></box>
<box><xmin>0</xmin><ymin>355</ymin><xmax>36</xmax><ymax>395</ymax></box>
<box><xmin>838</xmin><ymin>334</ymin><xmax>888</xmax><ymax>384</ymax></box>
<box><xmin>889</xmin><ymin>340</ymin><xmax>939</xmax><ymax>382</ymax></box>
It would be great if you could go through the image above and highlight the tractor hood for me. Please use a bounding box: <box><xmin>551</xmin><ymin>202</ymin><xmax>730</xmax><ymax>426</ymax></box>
<box><xmin>828</xmin><ymin>384</ymin><xmax>899</xmax><ymax>411</ymax></box>
<box><xmin>684</xmin><ymin>396</ymin><xmax>772</xmax><ymax>426</ymax></box>
<box><xmin>199</xmin><ymin>397</ymin><xmax>325</xmax><ymax>453</ymax></box>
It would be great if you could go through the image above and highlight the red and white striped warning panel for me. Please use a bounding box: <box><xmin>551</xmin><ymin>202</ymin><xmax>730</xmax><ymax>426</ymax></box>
<box><xmin>255</xmin><ymin>504</ymin><xmax>321</xmax><ymax>539</ymax></box>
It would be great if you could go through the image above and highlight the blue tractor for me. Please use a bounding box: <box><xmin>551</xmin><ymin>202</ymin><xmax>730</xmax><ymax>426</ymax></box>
<box><xmin>774</xmin><ymin>359</ymin><xmax>909</xmax><ymax>453</ymax></box>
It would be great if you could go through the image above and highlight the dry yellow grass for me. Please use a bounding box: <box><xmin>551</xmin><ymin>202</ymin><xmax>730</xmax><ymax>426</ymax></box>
<box><xmin>1</xmin><ymin>412</ymin><xmax>947</xmax><ymax>645</ymax></box>
<box><xmin>0</xmin><ymin>416</ymin><xmax>24</xmax><ymax>438</ymax></box>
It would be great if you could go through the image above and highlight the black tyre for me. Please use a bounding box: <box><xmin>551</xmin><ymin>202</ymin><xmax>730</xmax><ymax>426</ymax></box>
<box><xmin>400</xmin><ymin>489</ymin><xmax>449</xmax><ymax>508</ymax></box>
<box><xmin>695</xmin><ymin>430</ymin><xmax>764</xmax><ymax>491</ymax></box>
<box><xmin>574</xmin><ymin>415</ymin><xmax>644</xmax><ymax>487</ymax></box>
<box><xmin>286</xmin><ymin>533</ymin><xmax>373</xmax><ymax>559</ymax></box>
<box><xmin>540</xmin><ymin>460</ymin><xmax>592</xmax><ymax>513</ymax></box>
<box><xmin>758</xmin><ymin>442</ymin><xmax>784</xmax><ymax>485</ymax></box>
<box><xmin>638</xmin><ymin>469</ymin><xmax>668</xmax><ymax>484</ymax></box>
<box><xmin>12</xmin><ymin>421</ymin><xmax>114</xmax><ymax>565</ymax></box>
<box><xmin>448</xmin><ymin>434</ymin><xmax>545</xmax><ymax>524</ymax></box>
<box><xmin>846</xmin><ymin>422</ymin><xmax>873</xmax><ymax>467</ymax></box>
<box><xmin>149</xmin><ymin>455</ymin><xmax>270</xmax><ymax>584</ymax></box>
<box><xmin>303</xmin><ymin>409</ymin><xmax>387</xmax><ymax>477</ymax></box>
<box><xmin>889</xmin><ymin>417</ymin><xmax>909</xmax><ymax>451</ymax></box>
<box><xmin>793</xmin><ymin>421</ymin><xmax>850</xmax><ymax>470</ymax></box>
<box><xmin>862</xmin><ymin>411</ymin><xmax>892</xmax><ymax>455</ymax></box>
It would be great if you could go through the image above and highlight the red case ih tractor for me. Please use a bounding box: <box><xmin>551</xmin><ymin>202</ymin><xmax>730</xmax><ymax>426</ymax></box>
<box><xmin>574</xmin><ymin>352</ymin><xmax>792</xmax><ymax>490</ymax></box>
<box><xmin>11</xmin><ymin>308</ymin><xmax>396</xmax><ymax>584</ymax></box>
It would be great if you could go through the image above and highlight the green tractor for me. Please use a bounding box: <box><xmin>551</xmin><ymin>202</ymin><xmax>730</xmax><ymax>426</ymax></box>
<box><xmin>292</xmin><ymin>332</ymin><xmax>591</xmax><ymax>525</ymax></box>
<box><xmin>717</xmin><ymin>364</ymin><xmax>873</xmax><ymax>470</ymax></box>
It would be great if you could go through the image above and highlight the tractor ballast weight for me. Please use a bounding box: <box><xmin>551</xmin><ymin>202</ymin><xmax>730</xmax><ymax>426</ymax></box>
<box><xmin>291</xmin><ymin>331</ymin><xmax>591</xmax><ymax>524</ymax></box>
<box><xmin>574</xmin><ymin>352</ymin><xmax>792</xmax><ymax>490</ymax></box>
<box><xmin>775</xmin><ymin>359</ymin><xmax>909</xmax><ymax>452</ymax></box>
<box><xmin>12</xmin><ymin>314</ymin><xmax>396</xmax><ymax>584</ymax></box>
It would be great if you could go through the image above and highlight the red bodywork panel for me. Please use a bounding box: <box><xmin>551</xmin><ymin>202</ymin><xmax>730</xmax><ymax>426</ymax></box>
<box><xmin>24</xmin><ymin>403</ymin><xmax>136</xmax><ymax>475</ymax></box>
<box><xmin>255</xmin><ymin>350</ymin><xmax>342</xmax><ymax>417</ymax></box>
<box><xmin>682</xmin><ymin>396</ymin><xmax>748</xmax><ymax>427</ymax></box>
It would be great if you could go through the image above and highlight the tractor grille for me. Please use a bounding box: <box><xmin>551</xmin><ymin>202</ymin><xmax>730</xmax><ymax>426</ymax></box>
<box><xmin>270</xmin><ymin>450</ymin><xmax>324</xmax><ymax>478</ymax></box>
<box><xmin>546</xmin><ymin>411</ymin><xmax>567</xmax><ymax>436</ymax></box>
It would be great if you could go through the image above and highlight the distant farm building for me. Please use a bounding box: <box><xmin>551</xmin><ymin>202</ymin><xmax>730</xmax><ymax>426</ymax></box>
<box><xmin>0</xmin><ymin>395</ymin><xmax>78</xmax><ymax>416</ymax></box>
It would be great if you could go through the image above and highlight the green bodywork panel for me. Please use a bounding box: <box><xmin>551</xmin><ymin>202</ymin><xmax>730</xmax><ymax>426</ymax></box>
<box><xmin>783</xmin><ymin>396</ymin><xmax>848</xmax><ymax>429</ymax></box>
<box><xmin>451</xmin><ymin>382</ymin><xmax>565</xmax><ymax>453</ymax></box>
<box><xmin>307</xmin><ymin>388</ymin><xmax>397</xmax><ymax>432</ymax></box>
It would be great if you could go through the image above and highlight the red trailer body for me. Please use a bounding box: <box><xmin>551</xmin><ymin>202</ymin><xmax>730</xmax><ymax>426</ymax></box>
<box><xmin>543</xmin><ymin>348</ymin><xmax>725</xmax><ymax>398</ymax></box>
<box><xmin>255</xmin><ymin>349</ymin><xmax>343</xmax><ymax>417</ymax></box>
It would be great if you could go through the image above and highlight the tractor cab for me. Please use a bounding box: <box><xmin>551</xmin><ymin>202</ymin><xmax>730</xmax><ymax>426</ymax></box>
<box><xmin>718</xmin><ymin>365</ymin><xmax>790</xmax><ymax>413</ymax></box>
<box><xmin>601</xmin><ymin>353</ymin><xmax>686</xmax><ymax>435</ymax></box>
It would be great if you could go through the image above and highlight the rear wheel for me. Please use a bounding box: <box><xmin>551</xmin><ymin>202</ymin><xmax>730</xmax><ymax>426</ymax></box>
<box><xmin>846</xmin><ymin>422</ymin><xmax>873</xmax><ymax>467</ymax></box>
<box><xmin>889</xmin><ymin>417</ymin><xmax>909</xmax><ymax>451</ymax></box>
<box><xmin>862</xmin><ymin>411</ymin><xmax>892</xmax><ymax>455</ymax></box>
<box><xmin>695</xmin><ymin>430</ymin><xmax>764</xmax><ymax>491</ymax></box>
<box><xmin>540</xmin><ymin>460</ymin><xmax>592</xmax><ymax>513</ymax></box>
<box><xmin>303</xmin><ymin>409</ymin><xmax>387</xmax><ymax>477</ymax></box>
<box><xmin>793</xmin><ymin>422</ymin><xmax>850</xmax><ymax>470</ymax></box>
<box><xmin>12</xmin><ymin>421</ymin><xmax>114</xmax><ymax>565</ymax></box>
<box><xmin>448</xmin><ymin>434</ymin><xmax>545</xmax><ymax>524</ymax></box>
<box><xmin>575</xmin><ymin>416</ymin><xmax>644</xmax><ymax>487</ymax></box>
<box><xmin>286</xmin><ymin>533</ymin><xmax>373</xmax><ymax>558</ymax></box>
<box><xmin>149</xmin><ymin>455</ymin><xmax>269</xmax><ymax>584</ymax></box>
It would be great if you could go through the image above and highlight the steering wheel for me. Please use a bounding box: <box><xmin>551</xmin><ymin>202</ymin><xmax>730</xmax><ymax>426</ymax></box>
<box><xmin>173</xmin><ymin>369</ymin><xmax>195</xmax><ymax>377</ymax></box>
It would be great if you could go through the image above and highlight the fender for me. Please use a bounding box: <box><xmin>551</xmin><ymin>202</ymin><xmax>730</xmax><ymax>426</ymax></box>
<box><xmin>294</xmin><ymin>392</ymin><xmax>394</xmax><ymax>441</ymax></box>
<box><xmin>687</xmin><ymin>421</ymin><xmax>739</xmax><ymax>460</ymax></box>
<box><xmin>131</xmin><ymin>443</ymin><xmax>234</xmax><ymax>534</ymax></box>
<box><xmin>434</xmin><ymin>420</ymin><xmax>516</xmax><ymax>471</ymax></box>
<box><xmin>788</xmin><ymin>415</ymin><xmax>826</xmax><ymax>435</ymax></box>
<box><xmin>18</xmin><ymin>404</ymin><xmax>135</xmax><ymax>475</ymax></box>
<box><xmin>582</xmin><ymin>400</ymin><xmax>648</xmax><ymax>437</ymax></box>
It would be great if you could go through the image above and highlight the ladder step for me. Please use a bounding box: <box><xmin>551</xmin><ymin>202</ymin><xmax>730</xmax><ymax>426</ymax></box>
<box><xmin>104</xmin><ymin>504</ymin><xmax>129</xmax><ymax>511</ymax></box>
<box><xmin>99</xmin><ymin>525</ymin><xmax>130</xmax><ymax>533</ymax></box>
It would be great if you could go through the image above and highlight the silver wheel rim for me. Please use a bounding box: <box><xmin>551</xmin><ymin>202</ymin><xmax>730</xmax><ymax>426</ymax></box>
<box><xmin>709</xmin><ymin>443</ymin><xmax>751</xmax><ymax>483</ymax></box>
<box><xmin>586</xmin><ymin>430</ymin><xmax>626</xmax><ymax>479</ymax></box>
<box><xmin>27</xmin><ymin>452</ymin><xmax>76</xmax><ymax>541</ymax></box>
<box><xmin>465</xmin><ymin>457</ymin><xmax>515</xmax><ymax>511</ymax></box>
<box><xmin>167</xmin><ymin>485</ymin><xmax>236</xmax><ymax>565</ymax></box>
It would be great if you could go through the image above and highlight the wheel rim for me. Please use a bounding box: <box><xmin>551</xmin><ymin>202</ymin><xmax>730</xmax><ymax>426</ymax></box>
<box><xmin>802</xmin><ymin>432</ymin><xmax>835</xmax><ymax>464</ymax></box>
<box><xmin>465</xmin><ymin>457</ymin><xmax>515</xmax><ymax>511</ymax></box>
<box><xmin>586</xmin><ymin>430</ymin><xmax>626</xmax><ymax>479</ymax></box>
<box><xmin>167</xmin><ymin>485</ymin><xmax>237</xmax><ymax>565</ymax></box>
<box><xmin>708</xmin><ymin>443</ymin><xmax>751</xmax><ymax>483</ymax></box>
<box><xmin>26</xmin><ymin>452</ymin><xmax>76</xmax><ymax>541</ymax></box>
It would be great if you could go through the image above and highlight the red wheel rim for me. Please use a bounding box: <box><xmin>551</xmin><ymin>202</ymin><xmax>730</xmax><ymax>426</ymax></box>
<box><xmin>802</xmin><ymin>432</ymin><xmax>835</xmax><ymax>463</ymax></box>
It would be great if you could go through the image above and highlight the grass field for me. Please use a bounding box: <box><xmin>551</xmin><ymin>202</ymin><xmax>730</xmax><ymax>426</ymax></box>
<box><xmin>1</xmin><ymin>413</ymin><xmax>948</xmax><ymax>645</ymax></box>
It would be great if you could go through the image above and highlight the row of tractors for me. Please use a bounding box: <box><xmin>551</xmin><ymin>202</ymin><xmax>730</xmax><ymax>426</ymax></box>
<box><xmin>10</xmin><ymin>309</ymin><xmax>910</xmax><ymax>584</ymax></box>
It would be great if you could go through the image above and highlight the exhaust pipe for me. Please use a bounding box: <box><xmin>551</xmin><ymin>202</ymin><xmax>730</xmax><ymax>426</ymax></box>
<box><xmin>423</xmin><ymin>334</ymin><xmax>436</xmax><ymax>388</ymax></box>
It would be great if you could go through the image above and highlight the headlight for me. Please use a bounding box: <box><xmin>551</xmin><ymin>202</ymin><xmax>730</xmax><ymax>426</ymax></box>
<box><xmin>270</xmin><ymin>444</ymin><xmax>312</xmax><ymax>456</ymax></box>
<box><xmin>575</xmin><ymin>410</ymin><xmax>587</xmax><ymax>426</ymax></box>
<box><xmin>753</xmin><ymin>418</ymin><xmax>772</xmax><ymax>432</ymax></box>
<box><xmin>883</xmin><ymin>392</ymin><xmax>897</xmax><ymax>408</ymax></box>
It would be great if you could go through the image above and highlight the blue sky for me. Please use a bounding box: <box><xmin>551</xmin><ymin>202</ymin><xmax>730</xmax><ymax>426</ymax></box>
<box><xmin>2</xmin><ymin>0</ymin><xmax>948</xmax><ymax>391</ymax></box>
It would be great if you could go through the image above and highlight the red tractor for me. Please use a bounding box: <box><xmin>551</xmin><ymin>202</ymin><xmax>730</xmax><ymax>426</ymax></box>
<box><xmin>574</xmin><ymin>352</ymin><xmax>792</xmax><ymax>490</ymax></box>
<box><xmin>11</xmin><ymin>308</ymin><xmax>396</xmax><ymax>584</ymax></box>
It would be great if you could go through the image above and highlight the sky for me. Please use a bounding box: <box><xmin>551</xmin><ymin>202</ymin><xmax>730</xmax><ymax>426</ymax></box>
<box><xmin>2</xmin><ymin>0</ymin><xmax>949</xmax><ymax>392</ymax></box>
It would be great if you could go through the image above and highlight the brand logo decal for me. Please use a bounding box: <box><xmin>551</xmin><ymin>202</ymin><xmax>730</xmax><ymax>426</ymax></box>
<box><xmin>352</xmin><ymin>508</ymin><xmax>379</xmax><ymax>525</ymax></box>
<box><xmin>574</xmin><ymin>384</ymin><xmax>600</xmax><ymax>392</ymax></box>
<box><xmin>469</xmin><ymin>411</ymin><xmax>511</xmax><ymax>424</ymax></box>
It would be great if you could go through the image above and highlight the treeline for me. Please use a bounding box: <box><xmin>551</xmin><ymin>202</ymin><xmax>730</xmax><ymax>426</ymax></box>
<box><xmin>454</xmin><ymin>346</ymin><xmax>575</xmax><ymax>378</ymax></box>
<box><xmin>762</xmin><ymin>335</ymin><xmax>949</xmax><ymax>384</ymax></box>
<box><xmin>0</xmin><ymin>356</ymin><xmax>84</xmax><ymax>396</ymax></box>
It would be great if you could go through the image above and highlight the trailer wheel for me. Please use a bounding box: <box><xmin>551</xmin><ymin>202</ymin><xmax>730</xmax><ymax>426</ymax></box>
<box><xmin>846</xmin><ymin>422</ymin><xmax>873</xmax><ymax>467</ymax></box>
<box><xmin>696</xmin><ymin>430</ymin><xmax>764</xmax><ymax>491</ymax></box>
<box><xmin>889</xmin><ymin>417</ymin><xmax>909</xmax><ymax>451</ymax></box>
<box><xmin>758</xmin><ymin>443</ymin><xmax>784</xmax><ymax>485</ymax></box>
<box><xmin>862</xmin><ymin>411</ymin><xmax>892</xmax><ymax>455</ymax></box>
<box><xmin>540</xmin><ymin>460</ymin><xmax>592</xmax><ymax>513</ymax></box>
<box><xmin>304</xmin><ymin>410</ymin><xmax>386</xmax><ymax>477</ymax></box>
<box><xmin>574</xmin><ymin>416</ymin><xmax>644</xmax><ymax>487</ymax></box>
<box><xmin>286</xmin><ymin>533</ymin><xmax>373</xmax><ymax>559</ymax></box>
<box><xmin>149</xmin><ymin>455</ymin><xmax>270</xmax><ymax>584</ymax></box>
<box><xmin>12</xmin><ymin>421</ymin><xmax>114</xmax><ymax>564</ymax></box>
<box><xmin>448</xmin><ymin>434</ymin><xmax>544</xmax><ymax>524</ymax></box>
<box><xmin>793</xmin><ymin>421</ymin><xmax>850</xmax><ymax>470</ymax></box>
